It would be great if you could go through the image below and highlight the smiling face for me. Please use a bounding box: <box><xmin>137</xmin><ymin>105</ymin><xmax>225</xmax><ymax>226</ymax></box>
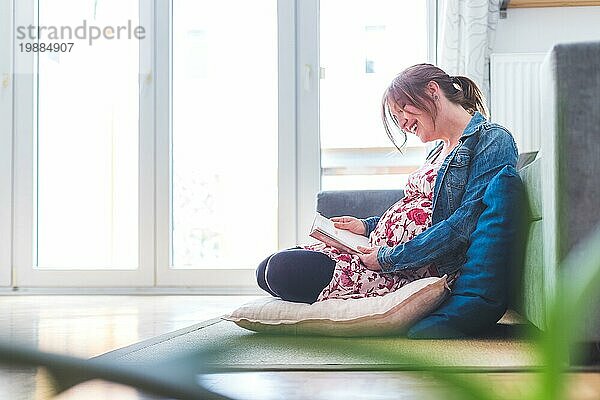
<box><xmin>382</xmin><ymin>64</ymin><xmax>488</xmax><ymax>152</ymax></box>
<box><xmin>388</xmin><ymin>100</ymin><xmax>437</xmax><ymax>143</ymax></box>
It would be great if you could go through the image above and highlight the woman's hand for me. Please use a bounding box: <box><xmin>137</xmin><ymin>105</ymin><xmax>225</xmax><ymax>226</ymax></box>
<box><xmin>331</xmin><ymin>216</ymin><xmax>366</xmax><ymax>236</ymax></box>
<box><xmin>357</xmin><ymin>245</ymin><xmax>382</xmax><ymax>271</ymax></box>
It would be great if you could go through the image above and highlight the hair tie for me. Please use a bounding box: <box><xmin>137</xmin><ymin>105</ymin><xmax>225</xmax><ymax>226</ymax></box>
<box><xmin>451</xmin><ymin>76</ymin><xmax>462</xmax><ymax>90</ymax></box>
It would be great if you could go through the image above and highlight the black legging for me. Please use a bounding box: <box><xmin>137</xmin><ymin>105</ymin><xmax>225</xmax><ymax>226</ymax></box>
<box><xmin>255</xmin><ymin>248</ymin><xmax>336</xmax><ymax>304</ymax></box>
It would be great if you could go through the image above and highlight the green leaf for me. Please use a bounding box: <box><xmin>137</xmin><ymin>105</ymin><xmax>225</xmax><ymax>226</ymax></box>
<box><xmin>534</xmin><ymin>225</ymin><xmax>600</xmax><ymax>400</ymax></box>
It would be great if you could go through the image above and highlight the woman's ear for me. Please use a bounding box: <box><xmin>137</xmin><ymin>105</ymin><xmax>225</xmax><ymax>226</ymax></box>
<box><xmin>427</xmin><ymin>81</ymin><xmax>440</xmax><ymax>98</ymax></box>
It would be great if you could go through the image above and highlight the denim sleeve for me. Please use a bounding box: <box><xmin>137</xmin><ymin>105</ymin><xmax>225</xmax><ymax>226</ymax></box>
<box><xmin>376</xmin><ymin>128</ymin><xmax>519</xmax><ymax>272</ymax></box>
<box><xmin>361</xmin><ymin>216</ymin><xmax>380</xmax><ymax>236</ymax></box>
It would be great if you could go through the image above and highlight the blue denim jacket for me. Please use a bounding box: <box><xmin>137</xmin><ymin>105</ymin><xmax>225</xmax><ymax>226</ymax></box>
<box><xmin>362</xmin><ymin>112</ymin><xmax>518</xmax><ymax>275</ymax></box>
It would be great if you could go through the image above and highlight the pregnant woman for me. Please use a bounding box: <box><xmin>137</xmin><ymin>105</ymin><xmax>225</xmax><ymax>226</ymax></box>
<box><xmin>256</xmin><ymin>63</ymin><xmax>519</xmax><ymax>304</ymax></box>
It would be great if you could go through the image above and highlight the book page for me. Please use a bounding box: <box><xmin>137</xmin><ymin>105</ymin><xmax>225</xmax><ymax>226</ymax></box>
<box><xmin>310</xmin><ymin>214</ymin><xmax>370</xmax><ymax>253</ymax></box>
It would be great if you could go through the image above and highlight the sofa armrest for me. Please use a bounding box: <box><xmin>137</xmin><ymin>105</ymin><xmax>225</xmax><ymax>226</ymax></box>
<box><xmin>316</xmin><ymin>190</ymin><xmax>404</xmax><ymax>219</ymax></box>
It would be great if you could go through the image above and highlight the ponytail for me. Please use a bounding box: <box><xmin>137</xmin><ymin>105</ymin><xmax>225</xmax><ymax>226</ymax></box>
<box><xmin>451</xmin><ymin>75</ymin><xmax>489</xmax><ymax>118</ymax></box>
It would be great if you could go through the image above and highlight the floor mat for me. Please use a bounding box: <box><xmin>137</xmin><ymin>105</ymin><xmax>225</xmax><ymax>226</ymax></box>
<box><xmin>96</xmin><ymin>318</ymin><xmax>540</xmax><ymax>371</ymax></box>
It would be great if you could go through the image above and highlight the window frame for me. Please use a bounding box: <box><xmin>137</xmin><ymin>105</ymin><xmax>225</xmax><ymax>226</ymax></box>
<box><xmin>155</xmin><ymin>0</ymin><xmax>297</xmax><ymax>289</ymax></box>
<box><xmin>0</xmin><ymin>0</ymin><xmax>14</xmax><ymax>286</ymax></box>
<box><xmin>317</xmin><ymin>0</ymin><xmax>438</xmax><ymax>193</ymax></box>
<box><xmin>4</xmin><ymin>0</ymin><xmax>437</xmax><ymax>290</ymax></box>
<box><xmin>293</xmin><ymin>0</ymin><xmax>321</xmax><ymax>245</ymax></box>
<box><xmin>11</xmin><ymin>0</ymin><xmax>154</xmax><ymax>287</ymax></box>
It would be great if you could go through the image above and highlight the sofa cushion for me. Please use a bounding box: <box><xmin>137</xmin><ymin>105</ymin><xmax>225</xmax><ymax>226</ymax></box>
<box><xmin>223</xmin><ymin>276</ymin><xmax>448</xmax><ymax>337</ymax></box>
<box><xmin>407</xmin><ymin>166</ymin><xmax>527</xmax><ymax>338</ymax></box>
<box><xmin>518</xmin><ymin>158</ymin><xmax>542</xmax><ymax>221</ymax></box>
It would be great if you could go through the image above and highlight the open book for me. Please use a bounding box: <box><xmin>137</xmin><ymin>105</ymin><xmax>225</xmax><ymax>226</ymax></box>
<box><xmin>309</xmin><ymin>213</ymin><xmax>370</xmax><ymax>254</ymax></box>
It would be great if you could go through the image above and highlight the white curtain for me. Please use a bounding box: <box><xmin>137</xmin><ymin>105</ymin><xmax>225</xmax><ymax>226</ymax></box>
<box><xmin>439</xmin><ymin>0</ymin><xmax>501</xmax><ymax>103</ymax></box>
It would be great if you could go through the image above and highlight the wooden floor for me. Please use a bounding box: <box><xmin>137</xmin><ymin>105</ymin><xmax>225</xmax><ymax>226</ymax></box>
<box><xmin>0</xmin><ymin>294</ymin><xmax>259</xmax><ymax>400</ymax></box>
<box><xmin>1</xmin><ymin>295</ymin><xmax>599</xmax><ymax>400</ymax></box>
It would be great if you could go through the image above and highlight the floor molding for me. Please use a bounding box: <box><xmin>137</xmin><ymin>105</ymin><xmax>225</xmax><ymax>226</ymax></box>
<box><xmin>0</xmin><ymin>287</ymin><xmax>264</xmax><ymax>295</ymax></box>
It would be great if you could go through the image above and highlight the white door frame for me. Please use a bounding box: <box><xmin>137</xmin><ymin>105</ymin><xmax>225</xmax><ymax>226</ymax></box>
<box><xmin>0</xmin><ymin>0</ymin><xmax>14</xmax><ymax>286</ymax></box>
<box><xmin>12</xmin><ymin>0</ymin><xmax>154</xmax><ymax>287</ymax></box>
<box><xmin>295</xmin><ymin>0</ymin><xmax>320</xmax><ymax>246</ymax></box>
<box><xmin>155</xmin><ymin>0</ymin><xmax>299</xmax><ymax>289</ymax></box>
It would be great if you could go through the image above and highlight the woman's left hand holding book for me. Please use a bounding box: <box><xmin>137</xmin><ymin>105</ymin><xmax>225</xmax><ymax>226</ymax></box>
<box><xmin>331</xmin><ymin>216</ymin><xmax>366</xmax><ymax>236</ymax></box>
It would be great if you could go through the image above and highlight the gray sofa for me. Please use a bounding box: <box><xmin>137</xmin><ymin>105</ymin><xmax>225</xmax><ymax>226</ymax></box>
<box><xmin>317</xmin><ymin>41</ymin><xmax>600</xmax><ymax>345</ymax></box>
<box><xmin>526</xmin><ymin>41</ymin><xmax>600</xmax><ymax>341</ymax></box>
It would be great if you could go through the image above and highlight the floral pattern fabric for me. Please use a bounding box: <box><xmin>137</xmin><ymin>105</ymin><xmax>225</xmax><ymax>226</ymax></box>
<box><xmin>304</xmin><ymin>160</ymin><xmax>450</xmax><ymax>301</ymax></box>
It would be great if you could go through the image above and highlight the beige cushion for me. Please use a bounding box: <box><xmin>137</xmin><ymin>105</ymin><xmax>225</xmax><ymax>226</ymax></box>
<box><xmin>223</xmin><ymin>276</ymin><xmax>449</xmax><ymax>337</ymax></box>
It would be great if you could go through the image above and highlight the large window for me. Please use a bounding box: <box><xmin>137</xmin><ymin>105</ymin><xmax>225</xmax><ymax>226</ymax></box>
<box><xmin>171</xmin><ymin>0</ymin><xmax>278</xmax><ymax>269</ymax></box>
<box><xmin>6</xmin><ymin>0</ymin><xmax>435</xmax><ymax>288</ymax></box>
<box><xmin>320</xmin><ymin>0</ymin><xmax>432</xmax><ymax>190</ymax></box>
<box><xmin>34</xmin><ymin>0</ymin><xmax>139</xmax><ymax>269</ymax></box>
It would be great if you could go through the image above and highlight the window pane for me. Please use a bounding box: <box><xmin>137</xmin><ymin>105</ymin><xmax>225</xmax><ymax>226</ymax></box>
<box><xmin>320</xmin><ymin>0</ymin><xmax>429</xmax><ymax>190</ymax></box>
<box><xmin>172</xmin><ymin>0</ymin><xmax>278</xmax><ymax>268</ymax></box>
<box><xmin>35</xmin><ymin>0</ymin><xmax>139</xmax><ymax>269</ymax></box>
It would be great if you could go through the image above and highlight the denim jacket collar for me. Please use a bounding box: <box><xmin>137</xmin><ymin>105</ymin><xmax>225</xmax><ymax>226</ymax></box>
<box><xmin>430</xmin><ymin>111</ymin><xmax>486</xmax><ymax>220</ymax></box>
<box><xmin>459</xmin><ymin>111</ymin><xmax>486</xmax><ymax>141</ymax></box>
<box><xmin>426</xmin><ymin>112</ymin><xmax>487</xmax><ymax>159</ymax></box>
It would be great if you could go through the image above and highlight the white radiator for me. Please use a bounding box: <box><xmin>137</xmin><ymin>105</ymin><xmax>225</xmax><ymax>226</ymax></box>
<box><xmin>490</xmin><ymin>53</ymin><xmax>546</xmax><ymax>153</ymax></box>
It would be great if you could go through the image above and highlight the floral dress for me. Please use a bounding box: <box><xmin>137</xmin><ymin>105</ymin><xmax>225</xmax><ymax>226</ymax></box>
<box><xmin>304</xmin><ymin>159</ymin><xmax>449</xmax><ymax>301</ymax></box>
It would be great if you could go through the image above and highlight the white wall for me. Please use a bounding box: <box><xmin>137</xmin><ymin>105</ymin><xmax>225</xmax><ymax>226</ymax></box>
<box><xmin>494</xmin><ymin>6</ymin><xmax>600</xmax><ymax>54</ymax></box>
<box><xmin>490</xmin><ymin>6</ymin><xmax>600</xmax><ymax>153</ymax></box>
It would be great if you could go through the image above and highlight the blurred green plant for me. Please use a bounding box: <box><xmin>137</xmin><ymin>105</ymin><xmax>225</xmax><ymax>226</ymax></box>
<box><xmin>1</xmin><ymin>225</ymin><xmax>600</xmax><ymax>400</ymax></box>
